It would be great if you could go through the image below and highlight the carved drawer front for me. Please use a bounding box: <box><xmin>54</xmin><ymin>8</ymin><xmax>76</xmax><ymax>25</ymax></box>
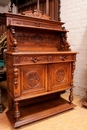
<box><xmin>57</xmin><ymin>54</ymin><xmax>75</xmax><ymax>62</ymax></box>
<box><xmin>14</xmin><ymin>54</ymin><xmax>75</xmax><ymax>65</ymax></box>
<box><xmin>20</xmin><ymin>64</ymin><xmax>47</xmax><ymax>95</ymax></box>
<box><xmin>48</xmin><ymin>63</ymin><xmax>71</xmax><ymax>91</ymax></box>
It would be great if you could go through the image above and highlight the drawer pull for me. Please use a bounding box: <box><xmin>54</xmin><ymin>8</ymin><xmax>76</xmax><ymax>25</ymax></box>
<box><xmin>60</xmin><ymin>56</ymin><xmax>66</xmax><ymax>61</ymax></box>
<box><xmin>31</xmin><ymin>57</ymin><xmax>38</xmax><ymax>63</ymax></box>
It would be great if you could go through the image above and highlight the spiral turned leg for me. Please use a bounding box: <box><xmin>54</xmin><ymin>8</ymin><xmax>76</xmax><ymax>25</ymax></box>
<box><xmin>69</xmin><ymin>88</ymin><xmax>73</xmax><ymax>104</ymax></box>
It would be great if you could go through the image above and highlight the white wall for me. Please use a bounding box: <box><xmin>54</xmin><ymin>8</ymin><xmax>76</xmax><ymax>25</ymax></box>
<box><xmin>61</xmin><ymin>0</ymin><xmax>87</xmax><ymax>97</ymax></box>
<box><xmin>0</xmin><ymin>2</ymin><xmax>17</xmax><ymax>14</ymax></box>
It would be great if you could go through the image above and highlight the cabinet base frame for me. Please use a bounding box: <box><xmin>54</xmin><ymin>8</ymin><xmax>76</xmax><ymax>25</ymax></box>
<box><xmin>6</xmin><ymin>97</ymin><xmax>76</xmax><ymax>128</ymax></box>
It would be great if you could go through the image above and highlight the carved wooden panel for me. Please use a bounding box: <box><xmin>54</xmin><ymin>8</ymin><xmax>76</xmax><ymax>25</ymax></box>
<box><xmin>15</xmin><ymin>27</ymin><xmax>59</xmax><ymax>51</ymax></box>
<box><xmin>20</xmin><ymin>64</ymin><xmax>47</xmax><ymax>95</ymax></box>
<box><xmin>48</xmin><ymin>63</ymin><xmax>71</xmax><ymax>91</ymax></box>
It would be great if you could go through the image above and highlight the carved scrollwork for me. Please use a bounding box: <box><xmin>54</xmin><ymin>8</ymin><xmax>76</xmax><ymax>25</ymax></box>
<box><xmin>22</xmin><ymin>9</ymin><xmax>51</xmax><ymax>20</ymax></box>
<box><xmin>14</xmin><ymin>56</ymin><xmax>19</xmax><ymax>63</ymax></box>
<box><xmin>9</xmin><ymin>26</ymin><xmax>18</xmax><ymax>51</ymax></box>
<box><xmin>47</xmin><ymin>55</ymin><xmax>53</xmax><ymax>62</ymax></box>
<box><xmin>13</xmin><ymin>19</ymin><xmax>61</xmax><ymax>30</ymax></box>
<box><xmin>73</xmin><ymin>62</ymin><xmax>76</xmax><ymax>71</ymax></box>
<box><xmin>59</xmin><ymin>33</ymin><xmax>71</xmax><ymax>51</ymax></box>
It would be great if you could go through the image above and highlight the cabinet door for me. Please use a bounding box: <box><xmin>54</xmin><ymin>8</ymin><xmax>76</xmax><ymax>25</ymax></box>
<box><xmin>20</xmin><ymin>64</ymin><xmax>47</xmax><ymax>96</ymax></box>
<box><xmin>48</xmin><ymin>63</ymin><xmax>71</xmax><ymax>91</ymax></box>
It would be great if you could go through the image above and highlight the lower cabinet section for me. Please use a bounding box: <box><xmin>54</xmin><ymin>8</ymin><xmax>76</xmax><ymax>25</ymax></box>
<box><xmin>6</xmin><ymin>59</ymin><xmax>76</xmax><ymax>128</ymax></box>
<box><xmin>19</xmin><ymin>63</ymin><xmax>71</xmax><ymax>96</ymax></box>
<box><xmin>6</xmin><ymin>50</ymin><xmax>77</xmax><ymax>128</ymax></box>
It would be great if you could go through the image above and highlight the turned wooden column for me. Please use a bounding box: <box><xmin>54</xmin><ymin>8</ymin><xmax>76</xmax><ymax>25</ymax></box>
<box><xmin>46</xmin><ymin>0</ymin><xmax>49</xmax><ymax>15</ymax></box>
<box><xmin>37</xmin><ymin>0</ymin><xmax>40</xmax><ymax>10</ymax></box>
<box><xmin>14</xmin><ymin>101</ymin><xmax>20</xmax><ymax>121</ymax></box>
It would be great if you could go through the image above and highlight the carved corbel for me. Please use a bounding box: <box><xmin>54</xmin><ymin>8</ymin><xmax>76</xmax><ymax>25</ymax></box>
<box><xmin>9</xmin><ymin>26</ymin><xmax>18</xmax><ymax>51</ymax></box>
<box><xmin>59</xmin><ymin>32</ymin><xmax>71</xmax><ymax>51</ymax></box>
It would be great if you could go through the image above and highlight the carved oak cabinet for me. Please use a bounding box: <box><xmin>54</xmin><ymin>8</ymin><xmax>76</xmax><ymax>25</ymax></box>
<box><xmin>0</xmin><ymin>12</ymin><xmax>77</xmax><ymax>128</ymax></box>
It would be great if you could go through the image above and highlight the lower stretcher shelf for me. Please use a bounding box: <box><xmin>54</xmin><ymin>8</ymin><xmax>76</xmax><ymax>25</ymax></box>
<box><xmin>6</xmin><ymin>96</ymin><xmax>76</xmax><ymax>128</ymax></box>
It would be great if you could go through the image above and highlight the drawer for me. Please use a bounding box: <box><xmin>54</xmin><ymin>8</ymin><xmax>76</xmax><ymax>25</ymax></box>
<box><xmin>13</xmin><ymin>54</ymin><xmax>76</xmax><ymax>65</ymax></box>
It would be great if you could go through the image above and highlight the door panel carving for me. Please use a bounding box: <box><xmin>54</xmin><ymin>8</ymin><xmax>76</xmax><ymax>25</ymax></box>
<box><xmin>20</xmin><ymin>65</ymin><xmax>47</xmax><ymax>95</ymax></box>
<box><xmin>48</xmin><ymin>63</ymin><xmax>71</xmax><ymax>90</ymax></box>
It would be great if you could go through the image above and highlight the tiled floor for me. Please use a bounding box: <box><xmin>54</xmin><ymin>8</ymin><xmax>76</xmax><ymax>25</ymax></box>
<box><xmin>0</xmin><ymin>90</ymin><xmax>87</xmax><ymax>130</ymax></box>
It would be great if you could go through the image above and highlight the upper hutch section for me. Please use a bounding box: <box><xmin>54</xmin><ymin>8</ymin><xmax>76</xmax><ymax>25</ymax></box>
<box><xmin>0</xmin><ymin>0</ymin><xmax>71</xmax><ymax>52</ymax></box>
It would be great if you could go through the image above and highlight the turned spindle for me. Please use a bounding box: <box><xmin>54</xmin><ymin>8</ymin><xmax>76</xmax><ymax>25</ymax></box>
<box><xmin>37</xmin><ymin>0</ymin><xmax>40</xmax><ymax>10</ymax></box>
<box><xmin>46</xmin><ymin>0</ymin><xmax>49</xmax><ymax>15</ymax></box>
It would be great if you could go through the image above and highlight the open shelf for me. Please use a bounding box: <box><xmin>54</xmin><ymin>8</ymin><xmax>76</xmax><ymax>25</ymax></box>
<box><xmin>6</xmin><ymin>96</ymin><xmax>76</xmax><ymax>128</ymax></box>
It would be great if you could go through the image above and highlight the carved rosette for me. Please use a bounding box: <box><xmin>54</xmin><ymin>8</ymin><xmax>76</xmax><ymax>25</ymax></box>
<box><xmin>23</xmin><ymin>71</ymin><xmax>41</xmax><ymax>90</ymax></box>
<box><xmin>59</xmin><ymin>33</ymin><xmax>71</xmax><ymax>51</ymax></box>
<box><xmin>9</xmin><ymin>26</ymin><xmax>18</xmax><ymax>51</ymax></box>
<box><xmin>56</xmin><ymin>69</ymin><xmax>65</xmax><ymax>83</ymax></box>
<box><xmin>27</xmin><ymin>72</ymin><xmax>40</xmax><ymax>88</ymax></box>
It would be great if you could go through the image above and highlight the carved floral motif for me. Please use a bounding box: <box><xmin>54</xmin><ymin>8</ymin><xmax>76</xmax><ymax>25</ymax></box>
<box><xmin>59</xmin><ymin>33</ymin><xmax>71</xmax><ymax>51</ymax></box>
<box><xmin>16</xmin><ymin>33</ymin><xmax>58</xmax><ymax>45</ymax></box>
<box><xmin>27</xmin><ymin>72</ymin><xmax>40</xmax><ymax>88</ymax></box>
<box><xmin>22</xmin><ymin>9</ymin><xmax>51</xmax><ymax>20</ymax></box>
<box><xmin>11</xmin><ymin>19</ymin><xmax>62</xmax><ymax>30</ymax></box>
<box><xmin>56</xmin><ymin>69</ymin><xmax>65</xmax><ymax>82</ymax></box>
<box><xmin>14</xmin><ymin>54</ymin><xmax>73</xmax><ymax>64</ymax></box>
